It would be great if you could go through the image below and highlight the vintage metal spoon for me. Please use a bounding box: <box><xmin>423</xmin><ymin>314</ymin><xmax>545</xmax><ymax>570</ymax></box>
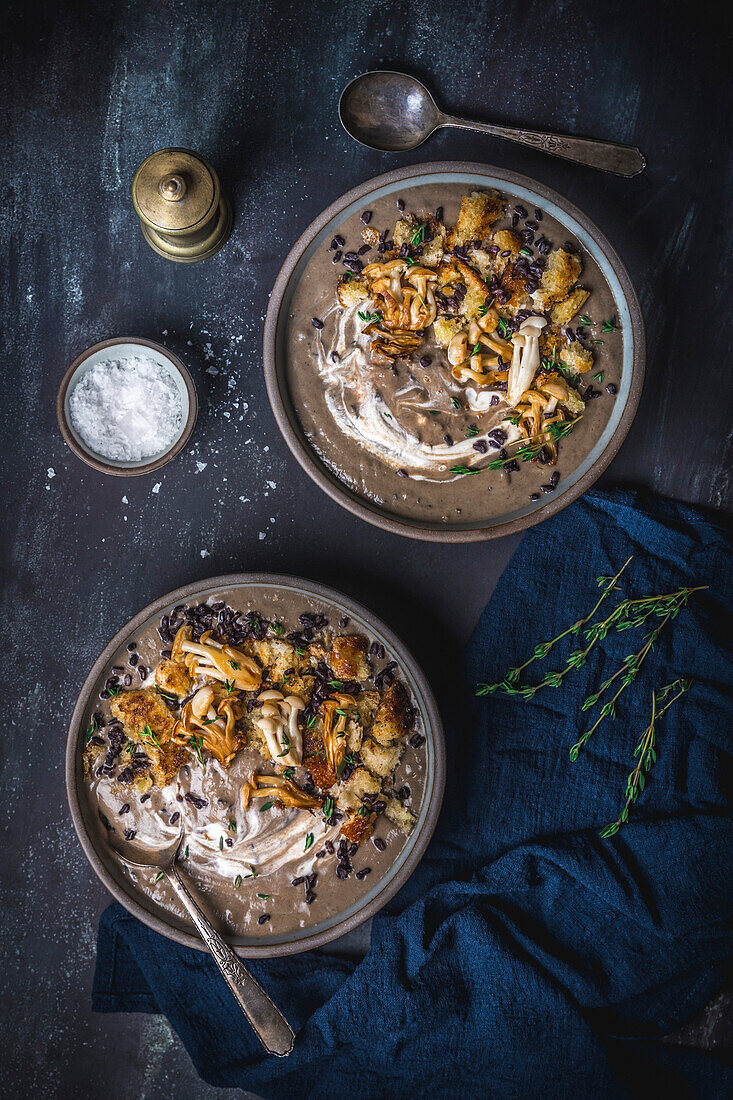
<box><xmin>339</xmin><ymin>71</ymin><xmax>646</xmax><ymax>177</ymax></box>
<box><xmin>108</xmin><ymin>828</ymin><xmax>295</xmax><ymax>1057</ymax></box>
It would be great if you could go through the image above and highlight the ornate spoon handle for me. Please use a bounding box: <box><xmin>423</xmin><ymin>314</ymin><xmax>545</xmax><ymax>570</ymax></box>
<box><xmin>438</xmin><ymin>114</ymin><xmax>646</xmax><ymax>177</ymax></box>
<box><xmin>166</xmin><ymin>866</ymin><xmax>295</xmax><ymax>1057</ymax></box>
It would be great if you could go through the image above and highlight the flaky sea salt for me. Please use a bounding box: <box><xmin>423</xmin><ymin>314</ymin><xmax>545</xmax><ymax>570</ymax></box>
<box><xmin>68</xmin><ymin>356</ymin><xmax>183</xmax><ymax>462</ymax></box>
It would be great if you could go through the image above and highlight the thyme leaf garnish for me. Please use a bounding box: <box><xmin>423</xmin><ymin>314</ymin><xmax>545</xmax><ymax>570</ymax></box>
<box><xmin>599</xmin><ymin>679</ymin><xmax>691</xmax><ymax>836</ymax></box>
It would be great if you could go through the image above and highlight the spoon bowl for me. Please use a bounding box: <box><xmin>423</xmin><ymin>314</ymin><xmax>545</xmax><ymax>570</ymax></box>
<box><xmin>339</xmin><ymin>70</ymin><xmax>646</xmax><ymax>177</ymax></box>
<box><xmin>339</xmin><ymin>71</ymin><xmax>439</xmax><ymax>151</ymax></box>
<box><xmin>107</xmin><ymin>825</ymin><xmax>182</xmax><ymax>870</ymax></box>
<box><xmin>106</xmin><ymin>825</ymin><xmax>294</xmax><ymax>1056</ymax></box>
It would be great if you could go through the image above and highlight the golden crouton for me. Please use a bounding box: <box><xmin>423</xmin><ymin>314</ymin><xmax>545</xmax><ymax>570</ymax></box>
<box><xmin>340</xmin><ymin>810</ymin><xmax>376</xmax><ymax>844</ymax></box>
<box><xmin>540</xmin><ymin>329</ymin><xmax>593</xmax><ymax>377</ymax></box>
<box><xmin>371</xmin><ymin>682</ymin><xmax>412</xmax><ymax>745</ymax></box>
<box><xmin>393</xmin><ymin>213</ymin><xmax>419</xmax><ymax>248</ymax></box>
<box><xmin>534</xmin><ymin>249</ymin><xmax>582</xmax><ymax>310</ymax></box>
<box><xmin>337</xmin><ymin>275</ymin><xmax>370</xmax><ymax>308</ymax></box>
<box><xmin>338</xmin><ymin>766</ymin><xmax>381</xmax><ymax>812</ymax></box>
<box><xmin>354</xmin><ymin>690</ymin><xmax>380</xmax><ymax>726</ymax></box>
<box><xmin>247</xmin><ymin>638</ymin><xmax>303</xmax><ymax>684</ymax></box>
<box><xmin>329</xmin><ymin>635</ymin><xmax>371</xmax><ymax>681</ymax></box>
<box><xmin>563</xmin><ymin>388</ymin><xmax>586</xmax><ymax>416</ymax></box>
<box><xmin>82</xmin><ymin>739</ymin><xmax>105</xmax><ymax>781</ymax></box>
<box><xmin>360</xmin><ymin>736</ymin><xmax>404</xmax><ymax>779</ymax></box>
<box><xmin>361</xmin><ymin>226</ymin><xmax>381</xmax><ymax>247</ymax></box>
<box><xmin>384</xmin><ymin>794</ymin><xmax>416</xmax><ymax>834</ymax></box>
<box><xmin>419</xmin><ymin>218</ymin><xmax>446</xmax><ymax>267</ymax></box>
<box><xmin>155</xmin><ymin>658</ymin><xmax>192</xmax><ymax>698</ymax></box>
<box><xmin>446</xmin><ymin>190</ymin><xmax>503</xmax><ymax>249</ymax></box>
<box><xmin>550</xmin><ymin>288</ymin><xmax>590</xmax><ymax>327</ymax></box>
<box><xmin>562</xmin><ymin>341</ymin><xmax>594</xmax><ymax>375</ymax></box>
<box><xmin>491</xmin><ymin>229</ymin><xmax>522</xmax><ymax>276</ymax></box>
<box><xmin>433</xmin><ymin>316</ymin><xmax>465</xmax><ymax>348</ymax></box>
<box><xmin>150</xmin><ymin>743</ymin><xmax>189</xmax><ymax>788</ymax></box>
<box><xmin>499</xmin><ymin>263</ymin><xmax>532</xmax><ymax>316</ymax></box>
<box><xmin>438</xmin><ymin>257</ymin><xmax>489</xmax><ymax>322</ymax></box>
<box><xmin>346</xmin><ymin>716</ymin><xmax>364</xmax><ymax>753</ymax></box>
<box><xmin>110</xmin><ymin>690</ymin><xmax>175</xmax><ymax>743</ymax></box>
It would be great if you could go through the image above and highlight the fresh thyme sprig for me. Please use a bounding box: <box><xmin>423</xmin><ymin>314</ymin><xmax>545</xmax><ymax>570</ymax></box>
<box><xmin>476</xmin><ymin>556</ymin><xmax>633</xmax><ymax>696</ymax></box>
<box><xmin>486</xmin><ymin>417</ymin><xmax>581</xmax><ymax>469</ymax></box>
<box><xmin>599</xmin><ymin>679</ymin><xmax>691</xmax><ymax>836</ymax></box>
<box><xmin>450</xmin><ymin>416</ymin><xmax>582</xmax><ymax>477</ymax></box>
<box><xmin>477</xmin><ymin>564</ymin><xmax>705</xmax><ymax>707</ymax></box>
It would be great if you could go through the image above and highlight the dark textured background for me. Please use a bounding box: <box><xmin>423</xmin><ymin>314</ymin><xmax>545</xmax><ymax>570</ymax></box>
<box><xmin>1</xmin><ymin>0</ymin><xmax>730</xmax><ymax>1096</ymax></box>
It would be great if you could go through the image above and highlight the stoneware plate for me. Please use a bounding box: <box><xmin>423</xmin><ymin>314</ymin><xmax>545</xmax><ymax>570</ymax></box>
<box><xmin>57</xmin><ymin>336</ymin><xmax>198</xmax><ymax>476</ymax></box>
<box><xmin>263</xmin><ymin>163</ymin><xmax>645</xmax><ymax>542</ymax></box>
<box><xmin>66</xmin><ymin>574</ymin><xmax>445</xmax><ymax>958</ymax></box>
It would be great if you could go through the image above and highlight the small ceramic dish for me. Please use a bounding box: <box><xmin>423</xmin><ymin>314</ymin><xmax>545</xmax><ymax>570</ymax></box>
<box><xmin>57</xmin><ymin>337</ymin><xmax>198</xmax><ymax>476</ymax></box>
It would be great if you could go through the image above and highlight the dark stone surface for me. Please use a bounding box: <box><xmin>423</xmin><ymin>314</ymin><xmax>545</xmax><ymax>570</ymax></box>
<box><xmin>1</xmin><ymin>0</ymin><xmax>730</xmax><ymax>1095</ymax></box>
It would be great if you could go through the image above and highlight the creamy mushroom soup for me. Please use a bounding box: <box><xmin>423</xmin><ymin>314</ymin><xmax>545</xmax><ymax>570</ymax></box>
<box><xmin>286</xmin><ymin>184</ymin><xmax>623</xmax><ymax>525</ymax></box>
<box><xmin>81</xmin><ymin>590</ymin><xmax>427</xmax><ymax>940</ymax></box>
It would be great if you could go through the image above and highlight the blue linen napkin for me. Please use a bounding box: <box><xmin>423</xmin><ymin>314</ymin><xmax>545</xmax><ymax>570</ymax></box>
<box><xmin>93</xmin><ymin>488</ymin><xmax>733</xmax><ymax>1098</ymax></box>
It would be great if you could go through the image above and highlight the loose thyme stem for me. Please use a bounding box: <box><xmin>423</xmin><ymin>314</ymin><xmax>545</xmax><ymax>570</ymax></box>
<box><xmin>476</xmin><ymin>556</ymin><xmax>633</xmax><ymax>695</ymax></box>
<box><xmin>599</xmin><ymin>678</ymin><xmax>691</xmax><ymax>837</ymax></box>
<box><xmin>569</xmin><ymin>609</ymin><xmax>675</xmax><ymax>759</ymax></box>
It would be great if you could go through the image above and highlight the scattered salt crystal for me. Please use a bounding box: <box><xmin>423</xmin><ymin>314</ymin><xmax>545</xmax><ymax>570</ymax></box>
<box><xmin>121</xmin><ymin>495</ymin><xmax>128</xmax><ymax>504</ymax></box>
<box><xmin>266</xmin><ymin>480</ymin><xmax>276</xmax><ymax>489</ymax></box>
<box><xmin>258</xmin><ymin>532</ymin><xmax>266</xmax><ymax>540</ymax></box>
<box><xmin>68</xmin><ymin>356</ymin><xmax>183</xmax><ymax>462</ymax></box>
<box><xmin>47</xmin><ymin>467</ymin><xmax>56</xmax><ymax>478</ymax></box>
<box><xmin>200</xmin><ymin>549</ymin><xmax>210</xmax><ymax>558</ymax></box>
<box><xmin>195</xmin><ymin>461</ymin><xmax>207</xmax><ymax>473</ymax></box>
<box><xmin>239</xmin><ymin>496</ymin><xmax>250</xmax><ymax>503</ymax></box>
<box><xmin>152</xmin><ymin>482</ymin><xmax>161</xmax><ymax>494</ymax></box>
<box><xmin>205</xmin><ymin>366</ymin><xmax>219</xmax><ymax>376</ymax></box>
<box><xmin>227</xmin><ymin>377</ymin><xmax>236</xmax><ymax>389</ymax></box>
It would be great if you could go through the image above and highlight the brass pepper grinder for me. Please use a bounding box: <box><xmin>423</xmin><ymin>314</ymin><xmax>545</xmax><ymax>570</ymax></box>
<box><xmin>131</xmin><ymin>148</ymin><xmax>233</xmax><ymax>263</ymax></box>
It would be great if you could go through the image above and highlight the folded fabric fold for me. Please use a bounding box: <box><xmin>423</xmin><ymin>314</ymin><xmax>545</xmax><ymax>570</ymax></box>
<box><xmin>94</xmin><ymin>488</ymin><xmax>732</xmax><ymax>1098</ymax></box>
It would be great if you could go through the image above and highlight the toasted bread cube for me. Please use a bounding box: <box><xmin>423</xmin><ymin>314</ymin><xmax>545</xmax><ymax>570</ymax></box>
<box><xmin>447</xmin><ymin>190</ymin><xmax>503</xmax><ymax>248</ymax></box>
<box><xmin>383</xmin><ymin>795</ymin><xmax>416</xmax><ymax>834</ymax></box>
<box><xmin>155</xmin><ymin>658</ymin><xmax>192</xmax><ymax>697</ymax></box>
<box><xmin>534</xmin><ymin>249</ymin><xmax>582</xmax><ymax>310</ymax></box>
<box><xmin>151</xmin><ymin>743</ymin><xmax>189</xmax><ymax>788</ymax></box>
<box><xmin>393</xmin><ymin>213</ymin><xmax>419</xmax><ymax>248</ymax></box>
<box><xmin>340</xmin><ymin>811</ymin><xmax>375</xmax><ymax>844</ymax></box>
<box><xmin>337</xmin><ymin>276</ymin><xmax>370</xmax><ymax>308</ymax></box>
<box><xmin>550</xmin><ymin>288</ymin><xmax>590</xmax><ymax>327</ymax></box>
<box><xmin>338</xmin><ymin>766</ymin><xmax>381</xmax><ymax>812</ymax></box>
<box><xmin>433</xmin><ymin>316</ymin><xmax>465</xmax><ymax>348</ymax></box>
<box><xmin>346</xmin><ymin>716</ymin><xmax>364</xmax><ymax>753</ymax></box>
<box><xmin>110</xmin><ymin>690</ymin><xmax>175</xmax><ymax>743</ymax></box>
<box><xmin>132</xmin><ymin>772</ymin><xmax>154</xmax><ymax>796</ymax></box>
<box><xmin>360</xmin><ymin>736</ymin><xmax>403</xmax><ymax>779</ymax></box>
<box><xmin>563</xmin><ymin>387</ymin><xmax>586</xmax><ymax>416</ymax></box>
<box><xmin>371</xmin><ymin>682</ymin><xmax>412</xmax><ymax>745</ymax></box>
<box><xmin>562</xmin><ymin>341</ymin><xmax>594</xmax><ymax>375</ymax></box>
<box><xmin>361</xmin><ymin>226</ymin><xmax>380</xmax><ymax>247</ymax></box>
<box><xmin>354</xmin><ymin>690</ymin><xmax>380</xmax><ymax>726</ymax></box>
<box><xmin>82</xmin><ymin>740</ymin><xmax>105</xmax><ymax>781</ymax></box>
<box><xmin>419</xmin><ymin>220</ymin><xmax>446</xmax><ymax>267</ymax></box>
<box><xmin>247</xmin><ymin>638</ymin><xmax>302</xmax><ymax>684</ymax></box>
<box><xmin>329</xmin><ymin>635</ymin><xmax>371</xmax><ymax>681</ymax></box>
<box><xmin>491</xmin><ymin>229</ymin><xmax>522</xmax><ymax>276</ymax></box>
<box><xmin>540</xmin><ymin>329</ymin><xmax>594</xmax><ymax>377</ymax></box>
<box><xmin>460</xmin><ymin>282</ymin><xmax>489</xmax><ymax>321</ymax></box>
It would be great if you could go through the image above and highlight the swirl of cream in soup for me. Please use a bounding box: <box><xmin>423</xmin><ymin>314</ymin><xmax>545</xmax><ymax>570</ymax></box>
<box><xmin>315</xmin><ymin>305</ymin><xmax>521</xmax><ymax>480</ymax></box>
